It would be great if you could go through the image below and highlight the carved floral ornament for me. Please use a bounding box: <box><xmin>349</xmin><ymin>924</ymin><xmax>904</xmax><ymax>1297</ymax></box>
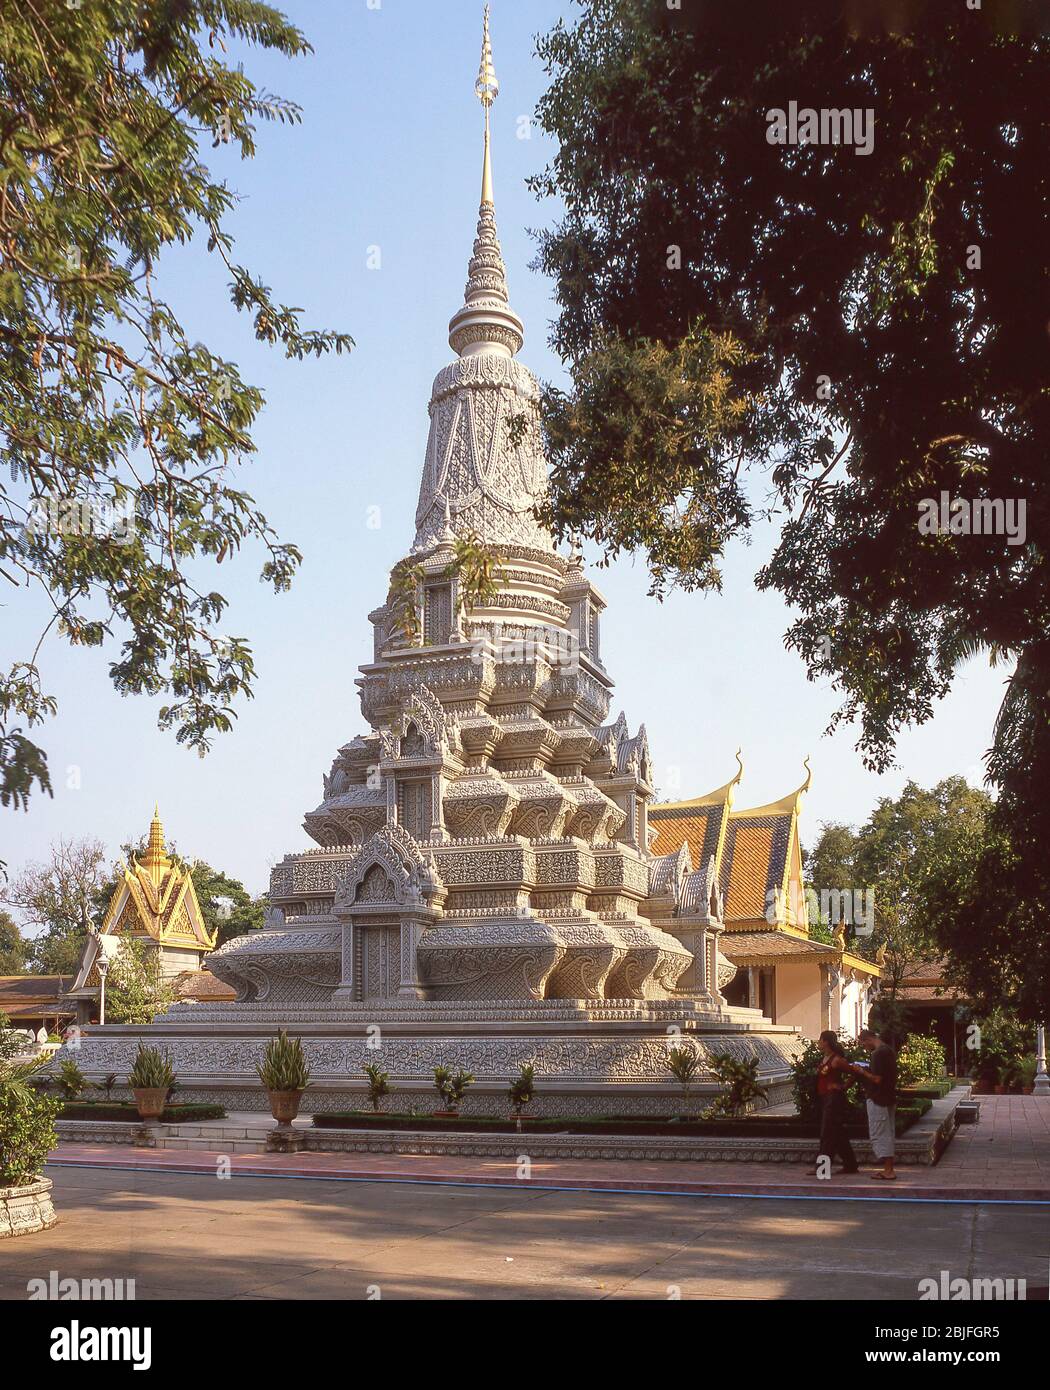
<box><xmin>380</xmin><ymin>683</ymin><xmax>460</xmax><ymax>763</ymax></box>
<box><xmin>334</xmin><ymin>823</ymin><xmax>445</xmax><ymax>915</ymax></box>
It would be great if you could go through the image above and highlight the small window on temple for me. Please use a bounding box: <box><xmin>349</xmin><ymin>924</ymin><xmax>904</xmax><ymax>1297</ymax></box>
<box><xmin>402</xmin><ymin>721</ymin><xmax>425</xmax><ymax>758</ymax></box>
<box><xmin>424</xmin><ymin>583</ymin><xmax>452</xmax><ymax>645</ymax></box>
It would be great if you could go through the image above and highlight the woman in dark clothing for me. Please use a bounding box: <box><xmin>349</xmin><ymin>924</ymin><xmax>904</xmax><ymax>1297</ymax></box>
<box><xmin>809</xmin><ymin>1030</ymin><xmax>859</xmax><ymax>1175</ymax></box>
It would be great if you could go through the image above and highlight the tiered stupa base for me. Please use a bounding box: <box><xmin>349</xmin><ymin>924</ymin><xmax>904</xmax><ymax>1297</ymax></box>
<box><xmin>65</xmin><ymin>998</ymin><xmax>802</xmax><ymax>1116</ymax></box>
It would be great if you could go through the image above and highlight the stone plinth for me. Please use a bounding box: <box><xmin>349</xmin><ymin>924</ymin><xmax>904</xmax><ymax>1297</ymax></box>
<box><xmin>0</xmin><ymin>1177</ymin><xmax>57</xmax><ymax>1239</ymax></box>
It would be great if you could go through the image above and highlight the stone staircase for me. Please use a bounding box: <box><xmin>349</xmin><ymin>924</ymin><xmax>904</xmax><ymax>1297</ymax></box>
<box><xmin>153</xmin><ymin>1121</ymin><xmax>273</xmax><ymax>1154</ymax></box>
<box><xmin>56</xmin><ymin>1112</ymin><xmax>309</xmax><ymax>1154</ymax></box>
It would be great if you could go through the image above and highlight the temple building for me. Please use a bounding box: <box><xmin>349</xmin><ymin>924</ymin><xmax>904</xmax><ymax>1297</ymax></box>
<box><xmin>60</xmin><ymin>13</ymin><xmax>807</xmax><ymax>1113</ymax></box>
<box><xmin>650</xmin><ymin>762</ymin><xmax>882</xmax><ymax>1039</ymax></box>
<box><xmin>64</xmin><ymin>809</ymin><xmax>217</xmax><ymax>1024</ymax></box>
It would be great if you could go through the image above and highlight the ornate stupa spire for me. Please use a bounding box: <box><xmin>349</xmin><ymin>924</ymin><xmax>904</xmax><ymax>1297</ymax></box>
<box><xmin>411</xmin><ymin>6</ymin><xmax>552</xmax><ymax>554</ymax></box>
<box><xmin>448</xmin><ymin>6</ymin><xmax>524</xmax><ymax>359</ymax></box>
<box><xmin>141</xmin><ymin>803</ymin><xmax>171</xmax><ymax>885</ymax></box>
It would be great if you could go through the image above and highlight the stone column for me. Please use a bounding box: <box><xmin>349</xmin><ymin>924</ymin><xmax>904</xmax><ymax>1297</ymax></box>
<box><xmin>1035</xmin><ymin>1025</ymin><xmax>1050</xmax><ymax>1097</ymax></box>
<box><xmin>747</xmin><ymin>966</ymin><xmax>760</xmax><ymax>1009</ymax></box>
<box><xmin>398</xmin><ymin>917</ymin><xmax>426</xmax><ymax>999</ymax></box>
<box><xmin>333</xmin><ymin>922</ymin><xmax>355</xmax><ymax>1002</ymax></box>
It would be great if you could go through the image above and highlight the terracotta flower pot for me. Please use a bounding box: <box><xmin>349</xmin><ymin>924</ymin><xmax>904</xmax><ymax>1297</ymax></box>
<box><xmin>132</xmin><ymin>1087</ymin><xmax>169</xmax><ymax>1123</ymax></box>
<box><xmin>268</xmin><ymin>1089</ymin><xmax>303</xmax><ymax>1125</ymax></box>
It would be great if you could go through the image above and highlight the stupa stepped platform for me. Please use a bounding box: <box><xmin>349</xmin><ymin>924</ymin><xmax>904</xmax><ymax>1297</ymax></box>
<box><xmin>61</xmin><ymin>1001</ymin><xmax>803</xmax><ymax>1117</ymax></box>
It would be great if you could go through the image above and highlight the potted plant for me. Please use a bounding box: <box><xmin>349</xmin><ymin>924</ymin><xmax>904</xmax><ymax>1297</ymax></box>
<box><xmin>433</xmin><ymin>1065</ymin><xmax>474</xmax><ymax>1118</ymax></box>
<box><xmin>508</xmin><ymin>1063</ymin><xmax>535</xmax><ymax>1131</ymax></box>
<box><xmin>55</xmin><ymin>1058</ymin><xmax>88</xmax><ymax>1103</ymax></box>
<box><xmin>363</xmin><ymin>1062</ymin><xmax>389</xmax><ymax>1114</ymax></box>
<box><xmin>257</xmin><ymin>1030</ymin><xmax>311</xmax><ymax>1128</ymax></box>
<box><xmin>667</xmin><ymin>1044</ymin><xmax>702</xmax><ymax>1118</ymax></box>
<box><xmin>0</xmin><ymin>1052</ymin><xmax>61</xmax><ymax>1238</ymax></box>
<box><xmin>128</xmin><ymin>1046</ymin><xmax>175</xmax><ymax>1123</ymax></box>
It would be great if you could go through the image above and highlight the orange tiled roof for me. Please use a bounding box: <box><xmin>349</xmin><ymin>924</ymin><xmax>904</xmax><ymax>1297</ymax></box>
<box><xmin>721</xmin><ymin>931</ymin><xmax>837</xmax><ymax>964</ymax></box>
<box><xmin>649</xmin><ymin>802</ymin><xmax>723</xmax><ymax>866</ymax></box>
<box><xmin>172</xmin><ymin>970</ymin><xmax>237</xmax><ymax>1002</ymax></box>
<box><xmin>651</xmin><ymin>761</ymin><xmax>811</xmax><ymax>930</ymax></box>
<box><xmin>721</xmin><ymin>819</ymin><xmax>782</xmax><ymax>922</ymax></box>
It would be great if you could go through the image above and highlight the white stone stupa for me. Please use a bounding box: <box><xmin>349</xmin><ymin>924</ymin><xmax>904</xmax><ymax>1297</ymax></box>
<box><xmin>63</xmin><ymin>11</ymin><xmax>801</xmax><ymax>1115</ymax></box>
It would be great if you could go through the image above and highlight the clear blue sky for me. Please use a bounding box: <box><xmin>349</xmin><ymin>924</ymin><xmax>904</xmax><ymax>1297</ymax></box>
<box><xmin>2</xmin><ymin>0</ymin><xmax>1006</xmax><ymax>903</ymax></box>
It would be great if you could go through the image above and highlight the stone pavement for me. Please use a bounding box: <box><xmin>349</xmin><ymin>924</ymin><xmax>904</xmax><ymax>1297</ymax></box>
<box><xmin>4</xmin><ymin>1163</ymin><xmax>1049</xmax><ymax>1301</ymax></box>
<box><xmin>47</xmin><ymin>1097</ymin><xmax>1050</xmax><ymax>1203</ymax></box>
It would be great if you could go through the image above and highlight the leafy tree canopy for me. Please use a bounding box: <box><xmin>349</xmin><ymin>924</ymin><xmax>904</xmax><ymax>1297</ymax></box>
<box><xmin>533</xmin><ymin>0</ymin><xmax>1050</xmax><ymax>1017</ymax></box>
<box><xmin>1</xmin><ymin>835</ymin><xmax>107</xmax><ymax>974</ymax></box>
<box><xmin>104</xmin><ymin>933</ymin><xmax>178</xmax><ymax>1024</ymax></box>
<box><xmin>188</xmin><ymin>859</ymin><xmax>262</xmax><ymax>947</ymax></box>
<box><xmin>0</xmin><ymin>0</ymin><xmax>352</xmax><ymax>813</ymax></box>
<box><xmin>806</xmin><ymin>777</ymin><xmax>994</xmax><ymax>994</ymax></box>
<box><xmin>0</xmin><ymin>907</ymin><xmax>27</xmax><ymax>973</ymax></box>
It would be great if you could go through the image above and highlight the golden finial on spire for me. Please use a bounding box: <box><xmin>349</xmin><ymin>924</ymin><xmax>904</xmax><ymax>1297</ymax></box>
<box><xmin>476</xmin><ymin>4</ymin><xmax>499</xmax><ymax>206</ymax></box>
<box><xmin>141</xmin><ymin>804</ymin><xmax>170</xmax><ymax>882</ymax></box>
<box><xmin>476</xmin><ymin>4</ymin><xmax>499</xmax><ymax>108</ymax></box>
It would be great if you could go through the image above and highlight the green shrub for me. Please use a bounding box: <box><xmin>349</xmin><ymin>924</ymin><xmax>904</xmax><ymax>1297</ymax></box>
<box><xmin>0</xmin><ymin>1087</ymin><xmax>61</xmax><ymax>1187</ymax></box>
<box><xmin>257</xmin><ymin>1031</ymin><xmax>310</xmax><ymax>1091</ymax></box>
<box><xmin>433</xmin><ymin>1066</ymin><xmax>474</xmax><ymax>1112</ymax></box>
<box><xmin>791</xmin><ymin>1038</ymin><xmax>868</xmax><ymax>1121</ymax></box>
<box><xmin>363</xmin><ymin>1062</ymin><xmax>389</xmax><ymax>1113</ymax></box>
<box><xmin>897</xmin><ymin>1032</ymin><xmax>946</xmax><ymax>1085</ymax></box>
<box><xmin>127</xmin><ymin>1045</ymin><xmax>176</xmax><ymax>1090</ymax></box>
<box><xmin>703</xmin><ymin>1051</ymin><xmax>768</xmax><ymax>1118</ymax></box>
<box><xmin>666</xmin><ymin>1044</ymin><xmax>702</xmax><ymax>1112</ymax></box>
<box><xmin>965</xmin><ymin>1007</ymin><xmax>1036</xmax><ymax>1081</ymax></box>
<box><xmin>55</xmin><ymin>1058</ymin><xmax>88</xmax><ymax>1101</ymax></box>
<box><xmin>60</xmin><ymin>1101</ymin><xmax>226</xmax><ymax>1122</ymax></box>
<box><xmin>508</xmin><ymin>1063</ymin><xmax>535</xmax><ymax>1116</ymax></box>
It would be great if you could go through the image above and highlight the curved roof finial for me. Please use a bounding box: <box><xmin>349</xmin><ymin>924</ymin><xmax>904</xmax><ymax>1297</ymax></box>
<box><xmin>801</xmin><ymin>754</ymin><xmax>813</xmax><ymax>794</ymax></box>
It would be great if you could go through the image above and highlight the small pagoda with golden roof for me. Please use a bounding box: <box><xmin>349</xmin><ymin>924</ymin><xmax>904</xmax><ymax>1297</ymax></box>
<box><xmin>649</xmin><ymin>759</ymin><xmax>881</xmax><ymax>1039</ymax></box>
<box><xmin>64</xmin><ymin>808</ymin><xmax>215</xmax><ymax>1024</ymax></box>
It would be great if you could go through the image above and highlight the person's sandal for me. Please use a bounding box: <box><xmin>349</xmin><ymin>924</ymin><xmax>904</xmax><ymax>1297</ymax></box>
<box><xmin>871</xmin><ymin>1171</ymin><xmax>897</xmax><ymax>1180</ymax></box>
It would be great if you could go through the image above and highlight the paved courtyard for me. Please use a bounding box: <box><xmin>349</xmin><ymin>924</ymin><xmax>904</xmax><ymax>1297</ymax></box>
<box><xmin>43</xmin><ymin>1095</ymin><xmax>1050</xmax><ymax>1201</ymax></box>
<box><xmin>1</xmin><ymin>1163</ymin><xmax>1048</xmax><ymax>1300</ymax></box>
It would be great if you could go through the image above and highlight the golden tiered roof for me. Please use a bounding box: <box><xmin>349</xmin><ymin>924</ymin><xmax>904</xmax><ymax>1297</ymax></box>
<box><xmin>98</xmin><ymin>807</ymin><xmax>215</xmax><ymax>949</ymax></box>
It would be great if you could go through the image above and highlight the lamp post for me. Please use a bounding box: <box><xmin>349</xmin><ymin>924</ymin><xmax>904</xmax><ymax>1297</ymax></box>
<box><xmin>1035</xmin><ymin>1025</ymin><xmax>1050</xmax><ymax>1097</ymax></box>
<box><xmin>97</xmin><ymin>955</ymin><xmax>109</xmax><ymax>1027</ymax></box>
